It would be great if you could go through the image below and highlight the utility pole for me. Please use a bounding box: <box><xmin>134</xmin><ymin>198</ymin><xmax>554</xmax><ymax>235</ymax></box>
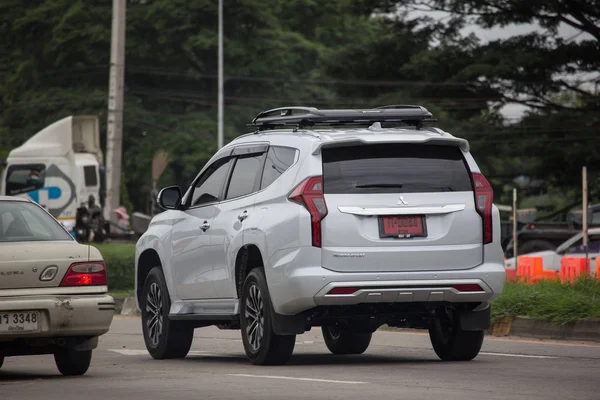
<box><xmin>104</xmin><ymin>0</ymin><xmax>126</xmax><ymax>225</ymax></box>
<box><xmin>583</xmin><ymin>166</ymin><xmax>589</xmax><ymax>274</ymax></box>
<box><xmin>217</xmin><ymin>0</ymin><xmax>224</xmax><ymax>149</ymax></box>
<box><xmin>512</xmin><ymin>188</ymin><xmax>518</xmax><ymax>274</ymax></box>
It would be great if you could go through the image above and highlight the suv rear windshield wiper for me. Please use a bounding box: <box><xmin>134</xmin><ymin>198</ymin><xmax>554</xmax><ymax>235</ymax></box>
<box><xmin>354</xmin><ymin>183</ymin><xmax>404</xmax><ymax>189</ymax></box>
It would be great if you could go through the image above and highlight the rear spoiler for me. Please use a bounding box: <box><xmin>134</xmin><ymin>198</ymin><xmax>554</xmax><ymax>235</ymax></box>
<box><xmin>311</xmin><ymin>136</ymin><xmax>469</xmax><ymax>155</ymax></box>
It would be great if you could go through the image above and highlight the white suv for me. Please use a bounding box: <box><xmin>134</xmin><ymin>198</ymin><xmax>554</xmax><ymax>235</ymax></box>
<box><xmin>135</xmin><ymin>105</ymin><xmax>505</xmax><ymax>365</ymax></box>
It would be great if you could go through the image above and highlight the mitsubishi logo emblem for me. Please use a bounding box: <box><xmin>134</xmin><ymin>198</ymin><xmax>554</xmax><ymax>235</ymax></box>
<box><xmin>397</xmin><ymin>196</ymin><xmax>408</xmax><ymax>205</ymax></box>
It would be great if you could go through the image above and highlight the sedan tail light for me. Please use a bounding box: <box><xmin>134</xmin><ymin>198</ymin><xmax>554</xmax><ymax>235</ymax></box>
<box><xmin>60</xmin><ymin>262</ymin><xmax>107</xmax><ymax>286</ymax></box>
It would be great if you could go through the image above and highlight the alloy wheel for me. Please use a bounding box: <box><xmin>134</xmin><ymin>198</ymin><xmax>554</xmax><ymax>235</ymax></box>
<box><xmin>245</xmin><ymin>284</ymin><xmax>264</xmax><ymax>351</ymax></box>
<box><xmin>146</xmin><ymin>282</ymin><xmax>164</xmax><ymax>347</ymax></box>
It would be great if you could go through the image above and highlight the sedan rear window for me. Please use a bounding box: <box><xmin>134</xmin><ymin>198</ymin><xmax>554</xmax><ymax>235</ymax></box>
<box><xmin>322</xmin><ymin>143</ymin><xmax>472</xmax><ymax>194</ymax></box>
<box><xmin>0</xmin><ymin>201</ymin><xmax>73</xmax><ymax>242</ymax></box>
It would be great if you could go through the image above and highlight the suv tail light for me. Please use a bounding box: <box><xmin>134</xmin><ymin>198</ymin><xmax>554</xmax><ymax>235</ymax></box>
<box><xmin>60</xmin><ymin>262</ymin><xmax>107</xmax><ymax>286</ymax></box>
<box><xmin>288</xmin><ymin>176</ymin><xmax>328</xmax><ymax>247</ymax></box>
<box><xmin>472</xmin><ymin>173</ymin><xmax>493</xmax><ymax>244</ymax></box>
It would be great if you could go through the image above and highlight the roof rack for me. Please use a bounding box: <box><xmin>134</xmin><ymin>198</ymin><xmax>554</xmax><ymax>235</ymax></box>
<box><xmin>248</xmin><ymin>105</ymin><xmax>436</xmax><ymax>131</ymax></box>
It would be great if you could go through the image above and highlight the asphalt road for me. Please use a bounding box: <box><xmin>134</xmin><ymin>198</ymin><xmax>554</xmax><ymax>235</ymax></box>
<box><xmin>1</xmin><ymin>316</ymin><xmax>599</xmax><ymax>400</ymax></box>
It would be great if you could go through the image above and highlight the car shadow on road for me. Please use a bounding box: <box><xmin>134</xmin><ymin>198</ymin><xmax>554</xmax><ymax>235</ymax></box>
<box><xmin>183</xmin><ymin>353</ymin><xmax>446</xmax><ymax>366</ymax></box>
<box><xmin>0</xmin><ymin>371</ymin><xmax>65</xmax><ymax>381</ymax></box>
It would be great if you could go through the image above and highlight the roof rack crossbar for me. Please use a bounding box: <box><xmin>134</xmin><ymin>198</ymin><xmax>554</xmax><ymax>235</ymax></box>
<box><xmin>248</xmin><ymin>105</ymin><xmax>436</xmax><ymax>131</ymax></box>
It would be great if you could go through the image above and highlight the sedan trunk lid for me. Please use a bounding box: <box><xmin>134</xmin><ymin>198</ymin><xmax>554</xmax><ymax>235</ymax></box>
<box><xmin>0</xmin><ymin>241</ymin><xmax>89</xmax><ymax>290</ymax></box>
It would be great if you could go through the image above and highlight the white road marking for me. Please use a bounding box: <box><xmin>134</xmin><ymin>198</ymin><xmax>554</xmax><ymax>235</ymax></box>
<box><xmin>109</xmin><ymin>349</ymin><xmax>149</xmax><ymax>356</ymax></box>
<box><xmin>108</xmin><ymin>349</ymin><xmax>244</xmax><ymax>358</ymax></box>
<box><xmin>295</xmin><ymin>340</ymin><xmax>315</xmax><ymax>345</ymax></box>
<box><xmin>227</xmin><ymin>373</ymin><xmax>367</xmax><ymax>385</ymax></box>
<box><xmin>480</xmin><ymin>352</ymin><xmax>558</xmax><ymax>359</ymax></box>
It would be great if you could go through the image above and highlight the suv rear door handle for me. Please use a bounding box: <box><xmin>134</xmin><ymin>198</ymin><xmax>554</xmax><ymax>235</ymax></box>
<box><xmin>200</xmin><ymin>221</ymin><xmax>211</xmax><ymax>231</ymax></box>
<box><xmin>238</xmin><ymin>211</ymin><xmax>248</xmax><ymax>222</ymax></box>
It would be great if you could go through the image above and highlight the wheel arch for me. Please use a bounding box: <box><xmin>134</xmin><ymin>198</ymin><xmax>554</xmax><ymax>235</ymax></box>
<box><xmin>234</xmin><ymin>244</ymin><xmax>264</xmax><ymax>298</ymax></box>
<box><xmin>136</xmin><ymin>248</ymin><xmax>163</xmax><ymax>309</ymax></box>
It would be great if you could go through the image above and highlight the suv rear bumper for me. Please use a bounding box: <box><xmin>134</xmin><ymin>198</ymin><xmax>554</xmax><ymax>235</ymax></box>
<box><xmin>266</xmin><ymin>248</ymin><xmax>505</xmax><ymax>315</ymax></box>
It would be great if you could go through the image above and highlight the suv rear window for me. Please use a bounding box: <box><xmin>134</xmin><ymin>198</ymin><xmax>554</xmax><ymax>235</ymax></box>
<box><xmin>322</xmin><ymin>143</ymin><xmax>472</xmax><ymax>194</ymax></box>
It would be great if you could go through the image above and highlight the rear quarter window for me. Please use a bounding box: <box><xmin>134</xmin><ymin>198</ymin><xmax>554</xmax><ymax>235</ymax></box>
<box><xmin>322</xmin><ymin>143</ymin><xmax>472</xmax><ymax>194</ymax></box>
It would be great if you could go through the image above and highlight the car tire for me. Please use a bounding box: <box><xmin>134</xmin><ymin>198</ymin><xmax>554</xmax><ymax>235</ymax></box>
<box><xmin>429</xmin><ymin>309</ymin><xmax>484</xmax><ymax>361</ymax></box>
<box><xmin>54</xmin><ymin>347</ymin><xmax>92</xmax><ymax>376</ymax></box>
<box><xmin>141</xmin><ymin>267</ymin><xmax>194</xmax><ymax>359</ymax></box>
<box><xmin>240</xmin><ymin>267</ymin><xmax>296</xmax><ymax>365</ymax></box>
<box><xmin>322</xmin><ymin>326</ymin><xmax>372</xmax><ymax>355</ymax></box>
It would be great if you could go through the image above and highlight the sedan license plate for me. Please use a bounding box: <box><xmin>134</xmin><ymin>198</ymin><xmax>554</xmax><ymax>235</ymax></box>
<box><xmin>0</xmin><ymin>311</ymin><xmax>40</xmax><ymax>334</ymax></box>
<box><xmin>379</xmin><ymin>215</ymin><xmax>426</xmax><ymax>238</ymax></box>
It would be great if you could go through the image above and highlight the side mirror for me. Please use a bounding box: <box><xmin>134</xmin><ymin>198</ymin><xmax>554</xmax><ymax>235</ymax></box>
<box><xmin>157</xmin><ymin>186</ymin><xmax>182</xmax><ymax>210</ymax></box>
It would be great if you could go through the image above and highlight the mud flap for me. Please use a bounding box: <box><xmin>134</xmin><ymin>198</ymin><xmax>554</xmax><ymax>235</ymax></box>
<box><xmin>458</xmin><ymin>306</ymin><xmax>491</xmax><ymax>331</ymax></box>
<box><xmin>270</xmin><ymin>302</ymin><xmax>307</xmax><ymax>335</ymax></box>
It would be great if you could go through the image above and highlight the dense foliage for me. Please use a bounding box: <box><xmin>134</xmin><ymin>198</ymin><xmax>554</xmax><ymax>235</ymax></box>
<box><xmin>1</xmin><ymin>0</ymin><xmax>598</xmax><ymax>214</ymax></box>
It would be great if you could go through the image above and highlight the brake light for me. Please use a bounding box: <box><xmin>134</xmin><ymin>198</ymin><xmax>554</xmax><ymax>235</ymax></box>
<box><xmin>288</xmin><ymin>176</ymin><xmax>328</xmax><ymax>247</ymax></box>
<box><xmin>60</xmin><ymin>262</ymin><xmax>107</xmax><ymax>286</ymax></box>
<box><xmin>472</xmin><ymin>173</ymin><xmax>493</xmax><ymax>245</ymax></box>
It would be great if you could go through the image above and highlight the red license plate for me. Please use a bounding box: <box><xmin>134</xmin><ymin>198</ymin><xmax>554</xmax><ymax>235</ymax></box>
<box><xmin>379</xmin><ymin>215</ymin><xmax>426</xmax><ymax>238</ymax></box>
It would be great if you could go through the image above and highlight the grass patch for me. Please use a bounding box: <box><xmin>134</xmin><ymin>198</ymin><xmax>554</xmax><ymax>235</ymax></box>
<box><xmin>491</xmin><ymin>277</ymin><xmax>600</xmax><ymax>326</ymax></box>
<box><xmin>108</xmin><ymin>289</ymin><xmax>134</xmax><ymax>299</ymax></box>
<box><xmin>89</xmin><ymin>242</ymin><xmax>136</xmax><ymax>291</ymax></box>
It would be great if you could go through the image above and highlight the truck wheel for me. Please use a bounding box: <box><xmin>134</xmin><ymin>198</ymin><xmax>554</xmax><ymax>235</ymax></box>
<box><xmin>519</xmin><ymin>240</ymin><xmax>556</xmax><ymax>255</ymax></box>
<box><xmin>141</xmin><ymin>267</ymin><xmax>194</xmax><ymax>359</ymax></box>
<box><xmin>429</xmin><ymin>309</ymin><xmax>484</xmax><ymax>361</ymax></box>
<box><xmin>322</xmin><ymin>327</ymin><xmax>372</xmax><ymax>355</ymax></box>
<box><xmin>54</xmin><ymin>347</ymin><xmax>92</xmax><ymax>376</ymax></box>
<box><xmin>240</xmin><ymin>267</ymin><xmax>296</xmax><ymax>365</ymax></box>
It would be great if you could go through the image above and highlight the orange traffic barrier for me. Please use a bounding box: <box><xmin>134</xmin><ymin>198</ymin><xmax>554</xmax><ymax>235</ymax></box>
<box><xmin>542</xmin><ymin>270</ymin><xmax>558</xmax><ymax>281</ymax></box>
<box><xmin>559</xmin><ymin>257</ymin><xmax>589</xmax><ymax>283</ymax></box>
<box><xmin>595</xmin><ymin>260</ymin><xmax>600</xmax><ymax>280</ymax></box>
<box><xmin>505</xmin><ymin>268</ymin><xmax>517</xmax><ymax>282</ymax></box>
<box><xmin>516</xmin><ymin>256</ymin><xmax>544</xmax><ymax>283</ymax></box>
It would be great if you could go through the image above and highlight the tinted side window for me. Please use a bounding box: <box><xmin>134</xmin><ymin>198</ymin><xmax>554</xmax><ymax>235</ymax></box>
<box><xmin>260</xmin><ymin>146</ymin><xmax>297</xmax><ymax>189</ymax></box>
<box><xmin>226</xmin><ymin>154</ymin><xmax>265</xmax><ymax>200</ymax></box>
<box><xmin>84</xmin><ymin>166</ymin><xmax>98</xmax><ymax>187</ymax></box>
<box><xmin>322</xmin><ymin>144</ymin><xmax>472</xmax><ymax>194</ymax></box>
<box><xmin>190</xmin><ymin>158</ymin><xmax>233</xmax><ymax>206</ymax></box>
<box><xmin>5</xmin><ymin>164</ymin><xmax>46</xmax><ymax>196</ymax></box>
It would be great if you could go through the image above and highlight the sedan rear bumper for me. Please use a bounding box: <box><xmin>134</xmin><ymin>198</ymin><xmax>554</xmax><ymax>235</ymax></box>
<box><xmin>0</xmin><ymin>294</ymin><xmax>115</xmax><ymax>342</ymax></box>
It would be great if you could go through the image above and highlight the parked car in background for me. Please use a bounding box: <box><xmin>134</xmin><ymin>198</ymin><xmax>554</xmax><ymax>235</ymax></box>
<box><xmin>504</xmin><ymin>228</ymin><xmax>600</xmax><ymax>271</ymax></box>
<box><xmin>135</xmin><ymin>105</ymin><xmax>506</xmax><ymax>366</ymax></box>
<box><xmin>503</xmin><ymin>204</ymin><xmax>600</xmax><ymax>258</ymax></box>
<box><xmin>0</xmin><ymin>196</ymin><xmax>114</xmax><ymax>376</ymax></box>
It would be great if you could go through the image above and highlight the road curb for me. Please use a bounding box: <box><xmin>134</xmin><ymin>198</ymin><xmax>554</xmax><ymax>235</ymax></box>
<box><xmin>381</xmin><ymin>317</ymin><xmax>600</xmax><ymax>343</ymax></box>
<box><xmin>113</xmin><ymin>297</ymin><xmax>140</xmax><ymax>316</ymax></box>
<box><xmin>114</xmin><ymin>298</ymin><xmax>125</xmax><ymax>314</ymax></box>
<box><xmin>492</xmin><ymin>316</ymin><xmax>600</xmax><ymax>343</ymax></box>
<box><xmin>121</xmin><ymin>297</ymin><xmax>141</xmax><ymax>316</ymax></box>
